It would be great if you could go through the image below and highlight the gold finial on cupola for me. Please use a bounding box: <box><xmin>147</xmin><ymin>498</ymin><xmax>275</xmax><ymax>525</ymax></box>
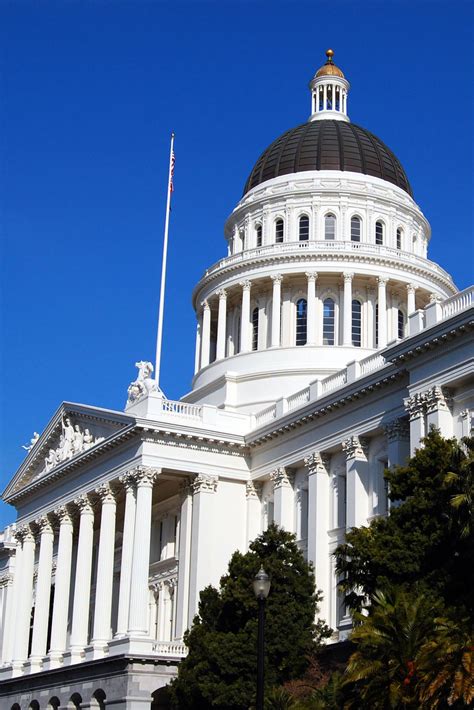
<box><xmin>315</xmin><ymin>48</ymin><xmax>345</xmax><ymax>78</ymax></box>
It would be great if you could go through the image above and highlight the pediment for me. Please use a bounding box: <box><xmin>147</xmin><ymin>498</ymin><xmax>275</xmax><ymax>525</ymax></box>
<box><xmin>3</xmin><ymin>402</ymin><xmax>134</xmax><ymax>500</ymax></box>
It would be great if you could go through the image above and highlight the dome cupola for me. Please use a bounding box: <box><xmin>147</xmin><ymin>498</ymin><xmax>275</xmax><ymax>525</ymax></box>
<box><xmin>309</xmin><ymin>49</ymin><xmax>350</xmax><ymax>122</ymax></box>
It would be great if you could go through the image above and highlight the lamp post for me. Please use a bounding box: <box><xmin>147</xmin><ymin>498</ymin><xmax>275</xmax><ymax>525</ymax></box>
<box><xmin>253</xmin><ymin>566</ymin><xmax>271</xmax><ymax>710</ymax></box>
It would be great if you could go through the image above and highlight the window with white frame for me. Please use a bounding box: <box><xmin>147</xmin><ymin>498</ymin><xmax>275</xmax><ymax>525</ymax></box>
<box><xmin>256</xmin><ymin>224</ymin><xmax>262</xmax><ymax>247</ymax></box>
<box><xmin>375</xmin><ymin>220</ymin><xmax>384</xmax><ymax>245</ymax></box>
<box><xmin>325</xmin><ymin>214</ymin><xmax>336</xmax><ymax>240</ymax></box>
<box><xmin>323</xmin><ymin>298</ymin><xmax>335</xmax><ymax>345</ymax></box>
<box><xmin>296</xmin><ymin>298</ymin><xmax>307</xmax><ymax>345</ymax></box>
<box><xmin>252</xmin><ymin>307</ymin><xmax>259</xmax><ymax>351</ymax></box>
<box><xmin>352</xmin><ymin>299</ymin><xmax>362</xmax><ymax>347</ymax></box>
<box><xmin>398</xmin><ymin>309</ymin><xmax>405</xmax><ymax>339</ymax></box>
<box><xmin>350</xmin><ymin>216</ymin><xmax>361</xmax><ymax>242</ymax></box>
<box><xmin>275</xmin><ymin>218</ymin><xmax>284</xmax><ymax>243</ymax></box>
<box><xmin>299</xmin><ymin>215</ymin><xmax>309</xmax><ymax>241</ymax></box>
<box><xmin>396</xmin><ymin>227</ymin><xmax>403</xmax><ymax>250</ymax></box>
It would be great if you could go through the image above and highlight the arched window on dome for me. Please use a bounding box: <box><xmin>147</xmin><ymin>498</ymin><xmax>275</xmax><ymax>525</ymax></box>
<box><xmin>375</xmin><ymin>220</ymin><xmax>384</xmax><ymax>245</ymax></box>
<box><xmin>351</xmin><ymin>216</ymin><xmax>361</xmax><ymax>242</ymax></box>
<box><xmin>256</xmin><ymin>224</ymin><xmax>262</xmax><ymax>248</ymax></box>
<box><xmin>352</xmin><ymin>300</ymin><xmax>362</xmax><ymax>347</ymax></box>
<box><xmin>323</xmin><ymin>298</ymin><xmax>335</xmax><ymax>345</ymax></box>
<box><xmin>299</xmin><ymin>215</ymin><xmax>309</xmax><ymax>242</ymax></box>
<box><xmin>325</xmin><ymin>214</ymin><xmax>336</xmax><ymax>240</ymax></box>
<box><xmin>275</xmin><ymin>218</ymin><xmax>284</xmax><ymax>244</ymax></box>
<box><xmin>252</xmin><ymin>308</ymin><xmax>259</xmax><ymax>351</ymax></box>
<box><xmin>296</xmin><ymin>299</ymin><xmax>307</xmax><ymax>345</ymax></box>
<box><xmin>396</xmin><ymin>227</ymin><xmax>403</xmax><ymax>250</ymax></box>
<box><xmin>398</xmin><ymin>309</ymin><xmax>405</xmax><ymax>340</ymax></box>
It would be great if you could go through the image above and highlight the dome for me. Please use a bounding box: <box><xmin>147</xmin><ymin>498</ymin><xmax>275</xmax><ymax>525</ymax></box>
<box><xmin>243</xmin><ymin>120</ymin><xmax>413</xmax><ymax>197</ymax></box>
<box><xmin>315</xmin><ymin>49</ymin><xmax>345</xmax><ymax>78</ymax></box>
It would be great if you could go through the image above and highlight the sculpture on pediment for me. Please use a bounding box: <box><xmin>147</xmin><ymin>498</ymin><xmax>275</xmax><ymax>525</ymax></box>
<box><xmin>127</xmin><ymin>360</ymin><xmax>159</xmax><ymax>405</ymax></box>
<box><xmin>22</xmin><ymin>432</ymin><xmax>40</xmax><ymax>452</ymax></box>
<box><xmin>36</xmin><ymin>417</ymin><xmax>106</xmax><ymax>478</ymax></box>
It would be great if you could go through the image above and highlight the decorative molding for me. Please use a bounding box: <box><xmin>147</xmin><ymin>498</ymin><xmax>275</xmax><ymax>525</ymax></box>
<box><xmin>271</xmin><ymin>273</ymin><xmax>283</xmax><ymax>285</ymax></box>
<box><xmin>191</xmin><ymin>473</ymin><xmax>218</xmax><ymax>494</ymax></box>
<box><xmin>376</xmin><ymin>276</ymin><xmax>388</xmax><ymax>287</ymax></box>
<box><xmin>403</xmin><ymin>392</ymin><xmax>426</xmax><ymax>420</ymax></box>
<box><xmin>246</xmin><ymin>481</ymin><xmax>263</xmax><ymax>499</ymax></box>
<box><xmin>34</xmin><ymin>515</ymin><xmax>54</xmax><ymax>535</ymax></box>
<box><xmin>74</xmin><ymin>494</ymin><xmax>94</xmax><ymax>516</ymax></box>
<box><xmin>406</xmin><ymin>284</ymin><xmax>417</xmax><ymax>295</ymax></box>
<box><xmin>424</xmin><ymin>385</ymin><xmax>453</xmax><ymax>414</ymax></box>
<box><xmin>304</xmin><ymin>451</ymin><xmax>330</xmax><ymax>475</ymax></box>
<box><xmin>95</xmin><ymin>482</ymin><xmax>117</xmax><ymax>504</ymax></box>
<box><xmin>216</xmin><ymin>288</ymin><xmax>227</xmax><ymax>300</ymax></box>
<box><xmin>343</xmin><ymin>271</ymin><xmax>354</xmax><ymax>283</ymax></box>
<box><xmin>119</xmin><ymin>471</ymin><xmax>136</xmax><ymax>493</ymax></box>
<box><xmin>54</xmin><ymin>505</ymin><xmax>74</xmax><ymax>526</ymax></box>
<box><xmin>383</xmin><ymin>418</ymin><xmax>410</xmax><ymax>442</ymax></box>
<box><xmin>131</xmin><ymin>466</ymin><xmax>160</xmax><ymax>488</ymax></box>
<box><xmin>305</xmin><ymin>271</ymin><xmax>318</xmax><ymax>283</ymax></box>
<box><xmin>342</xmin><ymin>435</ymin><xmax>369</xmax><ymax>459</ymax></box>
<box><xmin>239</xmin><ymin>280</ymin><xmax>252</xmax><ymax>292</ymax></box>
<box><xmin>270</xmin><ymin>467</ymin><xmax>294</xmax><ymax>489</ymax></box>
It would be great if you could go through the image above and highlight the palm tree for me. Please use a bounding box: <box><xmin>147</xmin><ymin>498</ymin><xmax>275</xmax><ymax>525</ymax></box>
<box><xmin>342</xmin><ymin>588</ymin><xmax>440</xmax><ymax>709</ymax></box>
<box><xmin>443</xmin><ymin>436</ymin><xmax>474</xmax><ymax>540</ymax></box>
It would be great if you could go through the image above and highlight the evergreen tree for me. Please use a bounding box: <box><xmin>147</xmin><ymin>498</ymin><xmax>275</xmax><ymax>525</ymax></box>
<box><xmin>170</xmin><ymin>525</ymin><xmax>331</xmax><ymax>709</ymax></box>
<box><xmin>335</xmin><ymin>431</ymin><xmax>474</xmax><ymax>615</ymax></box>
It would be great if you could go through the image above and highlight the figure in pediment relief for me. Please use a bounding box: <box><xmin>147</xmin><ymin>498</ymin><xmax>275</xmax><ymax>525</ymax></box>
<box><xmin>83</xmin><ymin>428</ymin><xmax>95</xmax><ymax>450</ymax></box>
<box><xmin>72</xmin><ymin>424</ymin><xmax>84</xmax><ymax>455</ymax></box>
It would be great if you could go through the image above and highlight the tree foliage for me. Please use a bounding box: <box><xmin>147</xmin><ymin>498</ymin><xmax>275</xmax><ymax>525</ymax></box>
<box><xmin>335</xmin><ymin>431</ymin><xmax>474</xmax><ymax>615</ymax></box>
<box><xmin>170</xmin><ymin>525</ymin><xmax>331</xmax><ymax>709</ymax></box>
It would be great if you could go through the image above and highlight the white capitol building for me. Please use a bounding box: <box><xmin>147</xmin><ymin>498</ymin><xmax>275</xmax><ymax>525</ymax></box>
<box><xmin>0</xmin><ymin>51</ymin><xmax>473</xmax><ymax>709</ymax></box>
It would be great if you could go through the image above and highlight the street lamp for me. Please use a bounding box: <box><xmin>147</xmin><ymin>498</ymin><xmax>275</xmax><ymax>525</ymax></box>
<box><xmin>253</xmin><ymin>567</ymin><xmax>271</xmax><ymax>710</ymax></box>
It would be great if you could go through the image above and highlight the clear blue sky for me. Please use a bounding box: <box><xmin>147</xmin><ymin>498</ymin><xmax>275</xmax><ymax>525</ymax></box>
<box><xmin>1</xmin><ymin>1</ymin><xmax>473</xmax><ymax>527</ymax></box>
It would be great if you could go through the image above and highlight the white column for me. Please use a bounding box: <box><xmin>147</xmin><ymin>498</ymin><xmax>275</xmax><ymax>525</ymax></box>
<box><xmin>305</xmin><ymin>453</ymin><xmax>331</xmax><ymax>623</ymax></box>
<box><xmin>175</xmin><ymin>481</ymin><xmax>193</xmax><ymax>640</ymax></box>
<box><xmin>342</xmin><ymin>437</ymin><xmax>370</xmax><ymax>530</ymax></box>
<box><xmin>48</xmin><ymin>506</ymin><xmax>74</xmax><ymax>666</ymax></box>
<box><xmin>89</xmin><ymin>483</ymin><xmax>117</xmax><ymax>655</ymax></box>
<box><xmin>216</xmin><ymin>289</ymin><xmax>227</xmax><ymax>360</ymax></box>
<box><xmin>323</xmin><ymin>84</ymin><xmax>327</xmax><ymax>110</ymax></box>
<box><xmin>200</xmin><ymin>301</ymin><xmax>211</xmax><ymax>368</ymax></box>
<box><xmin>270</xmin><ymin>468</ymin><xmax>294</xmax><ymax>532</ymax></box>
<box><xmin>1</xmin><ymin>563</ymin><xmax>15</xmax><ymax>664</ymax></box>
<box><xmin>29</xmin><ymin>517</ymin><xmax>54</xmax><ymax>670</ymax></box>
<box><xmin>69</xmin><ymin>494</ymin><xmax>95</xmax><ymax>659</ymax></box>
<box><xmin>366</xmin><ymin>286</ymin><xmax>375</xmax><ymax>348</ymax></box>
<box><xmin>12</xmin><ymin>526</ymin><xmax>36</xmax><ymax>672</ymax></box>
<box><xmin>306</xmin><ymin>272</ymin><xmax>317</xmax><ymax>345</ymax></box>
<box><xmin>246</xmin><ymin>481</ymin><xmax>262</xmax><ymax>548</ymax></box>
<box><xmin>270</xmin><ymin>274</ymin><xmax>282</xmax><ymax>347</ymax></box>
<box><xmin>384</xmin><ymin>419</ymin><xmax>410</xmax><ymax>470</ymax></box>
<box><xmin>128</xmin><ymin>467</ymin><xmax>158</xmax><ymax>636</ymax></box>
<box><xmin>239</xmin><ymin>280</ymin><xmax>252</xmax><ymax>352</ymax></box>
<box><xmin>407</xmin><ymin>284</ymin><xmax>417</xmax><ymax>315</ymax></box>
<box><xmin>343</xmin><ymin>272</ymin><xmax>353</xmax><ymax>346</ymax></box>
<box><xmin>4</xmin><ymin>539</ymin><xmax>23</xmax><ymax>666</ymax></box>
<box><xmin>188</xmin><ymin>474</ymin><xmax>218</xmax><ymax>626</ymax></box>
<box><xmin>377</xmin><ymin>277</ymin><xmax>388</xmax><ymax>348</ymax></box>
<box><xmin>404</xmin><ymin>393</ymin><xmax>426</xmax><ymax>455</ymax></box>
<box><xmin>194</xmin><ymin>317</ymin><xmax>201</xmax><ymax>374</ymax></box>
<box><xmin>115</xmin><ymin>473</ymin><xmax>136</xmax><ymax>637</ymax></box>
<box><xmin>425</xmin><ymin>386</ymin><xmax>454</xmax><ymax>438</ymax></box>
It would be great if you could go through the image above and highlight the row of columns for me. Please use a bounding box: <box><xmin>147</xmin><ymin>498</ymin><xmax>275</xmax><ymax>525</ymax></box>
<box><xmin>404</xmin><ymin>385</ymin><xmax>454</xmax><ymax>454</ymax></box>
<box><xmin>3</xmin><ymin>467</ymin><xmax>162</xmax><ymax>674</ymax></box>
<box><xmin>196</xmin><ymin>274</ymin><xmax>420</xmax><ymax>370</ymax></box>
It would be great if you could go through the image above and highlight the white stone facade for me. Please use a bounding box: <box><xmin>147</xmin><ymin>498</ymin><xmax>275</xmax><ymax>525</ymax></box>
<box><xmin>0</xmin><ymin>56</ymin><xmax>473</xmax><ymax>709</ymax></box>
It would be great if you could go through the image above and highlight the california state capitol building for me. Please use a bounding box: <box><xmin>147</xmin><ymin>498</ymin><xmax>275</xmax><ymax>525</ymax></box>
<box><xmin>0</xmin><ymin>50</ymin><xmax>473</xmax><ymax>709</ymax></box>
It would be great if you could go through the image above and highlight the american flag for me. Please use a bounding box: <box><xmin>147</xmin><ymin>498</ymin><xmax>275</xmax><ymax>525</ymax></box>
<box><xmin>169</xmin><ymin>149</ymin><xmax>175</xmax><ymax>193</ymax></box>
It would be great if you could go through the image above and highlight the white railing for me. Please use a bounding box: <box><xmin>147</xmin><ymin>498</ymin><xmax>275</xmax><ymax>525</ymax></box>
<box><xmin>441</xmin><ymin>286</ymin><xmax>474</xmax><ymax>319</ymax></box>
<box><xmin>204</xmin><ymin>240</ymin><xmax>452</xmax><ymax>281</ymax></box>
<box><xmin>255</xmin><ymin>403</ymin><xmax>277</xmax><ymax>426</ymax></box>
<box><xmin>152</xmin><ymin>641</ymin><xmax>188</xmax><ymax>657</ymax></box>
<box><xmin>321</xmin><ymin>370</ymin><xmax>347</xmax><ymax>394</ymax></box>
<box><xmin>359</xmin><ymin>352</ymin><xmax>386</xmax><ymax>376</ymax></box>
<box><xmin>161</xmin><ymin>400</ymin><xmax>203</xmax><ymax>419</ymax></box>
<box><xmin>286</xmin><ymin>387</ymin><xmax>310</xmax><ymax>412</ymax></box>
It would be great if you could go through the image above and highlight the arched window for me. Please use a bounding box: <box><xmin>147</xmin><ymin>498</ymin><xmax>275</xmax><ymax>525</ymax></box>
<box><xmin>323</xmin><ymin>298</ymin><xmax>335</xmax><ymax>345</ymax></box>
<box><xmin>396</xmin><ymin>227</ymin><xmax>402</xmax><ymax>250</ymax></box>
<box><xmin>352</xmin><ymin>300</ymin><xmax>362</xmax><ymax>347</ymax></box>
<box><xmin>398</xmin><ymin>309</ymin><xmax>405</xmax><ymax>339</ymax></box>
<box><xmin>296</xmin><ymin>299</ymin><xmax>307</xmax><ymax>345</ymax></box>
<box><xmin>351</xmin><ymin>216</ymin><xmax>361</xmax><ymax>242</ymax></box>
<box><xmin>299</xmin><ymin>215</ymin><xmax>309</xmax><ymax>241</ymax></box>
<box><xmin>325</xmin><ymin>214</ymin><xmax>336</xmax><ymax>240</ymax></box>
<box><xmin>375</xmin><ymin>220</ymin><xmax>384</xmax><ymax>245</ymax></box>
<box><xmin>256</xmin><ymin>224</ymin><xmax>262</xmax><ymax>247</ymax></box>
<box><xmin>252</xmin><ymin>307</ymin><xmax>259</xmax><ymax>351</ymax></box>
<box><xmin>275</xmin><ymin>218</ymin><xmax>284</xmax><ymax>243</ymax></box>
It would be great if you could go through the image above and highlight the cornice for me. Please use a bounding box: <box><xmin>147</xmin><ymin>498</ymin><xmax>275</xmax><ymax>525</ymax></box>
<box><xmin>193</xmin><ymin>246</ymin><xmax>454</xmax><ymax>307</ymax></box>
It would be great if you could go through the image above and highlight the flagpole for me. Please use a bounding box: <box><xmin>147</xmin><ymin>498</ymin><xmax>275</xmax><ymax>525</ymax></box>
<box><xmin>155</xmin><ymin>132</ymin><xmax>175</xmax><ymax>386</ymax></box>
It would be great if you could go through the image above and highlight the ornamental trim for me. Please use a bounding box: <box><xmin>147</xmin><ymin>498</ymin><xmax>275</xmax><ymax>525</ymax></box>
<box><xmin>304</xmin><ymin>452</ymin><xmax>330</xmax><ymax>475</ymax></box>
<box><xmin>246</xmin><ymin>481</ymin><xmax>263</xmax><ymax>499</ymax></box>
<box><xmin>270</xmin><ymin>467</ymin><xmax>294</xmax><ymax>489</ymax></box>
<box><xmin>191</xmin><ymin>473</ymin><xmax>218</xmax><ymax>494</ymax></box>
<box><xmin>383</xmin><ymin>418</ymin><xmax>410</xmax><ymax>442</ymax></box>
<box><xmin>342</xmin><ymin>435</ymin><xmax>369</xmax><ymax>459</ymax></box>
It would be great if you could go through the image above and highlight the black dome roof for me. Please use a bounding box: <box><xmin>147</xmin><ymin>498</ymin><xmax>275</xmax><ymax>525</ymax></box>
<box><xmin>243</xmin><ymin>120</ymin><xmax>412</xmax><ymax>197</ymax></box>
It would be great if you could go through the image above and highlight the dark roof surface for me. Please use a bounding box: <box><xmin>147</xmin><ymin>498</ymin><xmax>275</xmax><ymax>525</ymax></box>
<box><xmin>243</xmin><ymin>120</ymin><xmax>413</xmax><ymax>197</ymax></box>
